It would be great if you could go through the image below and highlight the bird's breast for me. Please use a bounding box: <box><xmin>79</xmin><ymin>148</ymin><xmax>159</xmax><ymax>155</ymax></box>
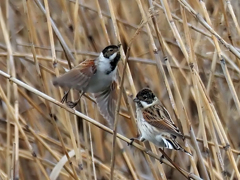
<box><xmin>136</xmin><ymin>109</ymin><xmax>157</xmax><ymax>141</ymax></box>
<box><xmin>86</xmin><ymin>69</ymin><xmax>116</xmax><ymax>93</ymax></box>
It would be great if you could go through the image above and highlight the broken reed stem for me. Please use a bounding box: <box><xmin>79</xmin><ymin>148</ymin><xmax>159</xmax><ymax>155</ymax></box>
<box><xmin>191</xmin><ymin>1</ymin><xmax>240</xmax><ymax>178</ymax></box>
<box><xmin>198</xmin><ymin>0</ymin><xmax>240</xmax><ymax>119</ymax></box>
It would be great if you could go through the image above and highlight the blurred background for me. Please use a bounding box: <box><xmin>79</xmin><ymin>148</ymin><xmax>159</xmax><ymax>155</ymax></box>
<box><xmin>0</xmin><ymin>0</ymin><xmax>240</xmax><ymax>179</ymax></box>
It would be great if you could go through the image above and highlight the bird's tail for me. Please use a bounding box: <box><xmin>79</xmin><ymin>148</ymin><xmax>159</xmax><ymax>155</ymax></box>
<box><xmin>163</xmin><ymin>137</ymin><xmax>192</xmax><ymax>156</ymax></box>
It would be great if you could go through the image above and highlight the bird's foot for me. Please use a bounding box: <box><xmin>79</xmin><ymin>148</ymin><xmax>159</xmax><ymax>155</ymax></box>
<box><xmin>61</xmin><ymin>90</ymin><xmax>83</xmax><ymax>108</ymax></box>
<box><xmin>127</xmin><ymin>137</ymin><xmax>143</xmax><ymax>146</ymax></box>
<box><xmin>127</xmin><ymin>138</ymin><xmax>135</xmax><ymax>146</ymax></box>
<box><xmin>159</xmin><ymin>154</ymin><xmax>164</xmax><ymax>164</ymax></box>
<box><xmin>66</xmin><ymin>99</ymin><xmax>80</xmax><ymax>108</ymax></box>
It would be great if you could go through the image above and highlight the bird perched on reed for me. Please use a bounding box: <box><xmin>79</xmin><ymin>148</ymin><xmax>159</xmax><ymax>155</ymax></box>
<box><xmin>53</xmin><ymin>45</ymin><xmax>121</xmax><ymax>126</ymax></box>
<box><xmin>131</xmin><ymin>88</ymin><xmax>191</xmax><ymax>155</ymax></box>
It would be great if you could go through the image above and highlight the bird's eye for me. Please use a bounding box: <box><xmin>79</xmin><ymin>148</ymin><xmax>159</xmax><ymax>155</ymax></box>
<box><xmin>143</xmin><ymin>95</ymin><xmax>147</xmax><ymax>99</ymax></box>
<box><xmin>108</xmin><ymin>48</ymin><xmax>113</xmax><ymax>52</ymax></box>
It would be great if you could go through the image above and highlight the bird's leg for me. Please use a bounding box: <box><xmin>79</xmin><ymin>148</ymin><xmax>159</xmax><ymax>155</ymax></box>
<box><xmin>127</xmin><ymin>135</ymin><xmax>145</xmax><ymax>146</ymax></box>
<box><xmin>127</xmin><ymin>138</ymin><xmax>138</xmax><ymax>146</ymax></box>
<box><xmin>61</xmin><ymin>90</ymin><xmax>70</xmax><ymax>103</ymax></box>
<box><xmin>159</xmin><ymin>148</ymin><xmax>165</xmax><ymax>164</ymax></box>
<box><xmin>64</xmin><ymin>91</ymin><xmax>85</xmax><ymax>108</ymax></box>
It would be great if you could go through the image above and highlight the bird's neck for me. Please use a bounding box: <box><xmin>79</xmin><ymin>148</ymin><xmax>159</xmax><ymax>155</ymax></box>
<box><xmin>108</xmin><ymin>53</ymin><xmax>120</xmax><ymax>74</ymax></box>
<box><xmin>97</xmin><ymin>52</ymin><xmax>120</xmax><ymax>74</ymax></box>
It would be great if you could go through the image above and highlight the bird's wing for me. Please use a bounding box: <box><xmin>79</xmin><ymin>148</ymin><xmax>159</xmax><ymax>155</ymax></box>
<box><xmin>94</xmin><ymin>81</ymin><xmax>117</xmax><ymax>128</ymax></box>
<box><xmin>52</xmin><ymin>59</ymin><xmax>97</xmax><ymax>91</ymax></box>
<box><xmin>142</xmin><ymin>104</ymin><xmax>183</xmax><ymax>138</ymax></box>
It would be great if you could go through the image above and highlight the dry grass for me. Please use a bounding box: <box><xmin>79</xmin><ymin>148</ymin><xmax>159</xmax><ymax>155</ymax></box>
<box><xmin>0</xmin><ymin>0</ymin><xmax>240</xmax><ymax>179</ymax></box>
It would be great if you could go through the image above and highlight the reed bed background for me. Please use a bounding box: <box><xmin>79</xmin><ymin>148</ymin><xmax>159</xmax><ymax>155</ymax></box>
<box><xmin>0</xmin><ymin>0</ymin><xmax>240</xmax><ymax>179</ymax></box>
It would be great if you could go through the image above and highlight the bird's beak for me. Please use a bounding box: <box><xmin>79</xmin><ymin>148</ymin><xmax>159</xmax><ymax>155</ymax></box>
<box><xmin>133</xmin><ymin>98</ymin><xmax>139</xmax><ymax>103</ymax></box>
<box><xmin>117</xmin><ymin>44</ymin><xmax>121</xmax><ymax>52</ymax></box>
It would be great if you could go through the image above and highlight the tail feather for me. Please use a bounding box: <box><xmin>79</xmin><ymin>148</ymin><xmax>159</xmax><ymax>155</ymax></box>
<box><xmin>94</xmin><ymin>81</ymin><xmax>117</xmax><ymax>128</ymax></box>
<box><xmin>162</xmin><ymin>137</ymin><xmax>192</xmax><ymax>156</ymax></box>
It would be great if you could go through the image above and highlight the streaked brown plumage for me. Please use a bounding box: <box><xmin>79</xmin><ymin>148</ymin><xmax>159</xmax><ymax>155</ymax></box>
<box><xmin>142</xmin><ymin>104</ymin><xmax>183</xmax><ymax>138</ymax></box>
<box><xmin>133</xmin><ymin>88</ymin><xmax>191</xmax><ymax>155</ymax></box>
<box><xmin>53</xmin><ymin>59</ymin><xmax>97</xmax><ymax>91</ymax></box>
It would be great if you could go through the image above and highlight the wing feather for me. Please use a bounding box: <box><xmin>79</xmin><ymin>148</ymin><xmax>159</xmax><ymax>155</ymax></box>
<box><xmin>94</xmin><ymin>81</ymin><xmax>117</xmax><ymax>128</ymax></box>
<box><xmin>142</xmin><ymin>104</ymin><xmax>183</xmax><ymax>138</ymax></box>
<box><xmin>52</xmin><ymin>59</ymin><xmax>96</xmax><ymax>91</ymax></box>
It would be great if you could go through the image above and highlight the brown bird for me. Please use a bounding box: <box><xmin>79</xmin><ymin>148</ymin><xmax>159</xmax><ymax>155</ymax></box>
<box><xmin>132</xmin><ymin>88</ymin><xmax>191</xmax><ymax>155</ymax></box>
<box><xmin>53</xmin><ymin>45</ymin><xmax>121</xmax><ymax>126</ymax></box>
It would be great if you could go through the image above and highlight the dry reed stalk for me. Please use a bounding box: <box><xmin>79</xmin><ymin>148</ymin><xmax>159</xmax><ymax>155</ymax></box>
<box><xmin>109</xmin><ymin>15</ymin><xmax>149</xmax><ymax>179</ymax></box>
<box><xmin>179</xmin><ymin>4</ymin><xmax>209</xmax><ymax>179</ymax></box>
<box><xmin>35</xmin><ymin>0</ymin><xmax>80</xmax><ymax>179</ymax></box>
<box><xmin>178</xmin><ymin>0</ymin><xmax>240</xmax><ymax>58</ymax></box>
<box><xmin>225</xmin><ymin>0</ymin><xmax>240</xmax><ymax>36</ymax></box>
<box><xmin>0</xmin><ymin>7</ymin><xmax>19</xmax><ymax>179</ymax></box>
<box><xmin>158</xmin><ymin>1</ymin><xmax>207</xmax><ymax>178</ymax></box>
<box><xmin>110</xmin><ymin>47</ymin><xmax>129</xmax><ymax>180</ymax></box>
<box><xmin>104</xmin><ymin>0</ymin><xmax>139</xmax><ymax>179</ymax></box>
<box><xmin>149</xmin><ymin>4</ymin><xmax>199</xmax><ymax>179</ymax></box>
<box><xmin>135</xmin><ymin>1</ymin><xmax>172</xmax><ymax>179</ymax></box>
<box><xmin>1</xmin><ymin>0</ymin><xmax>240</xmax><ymax>179</ymax></box>
<box><xmin>0</xmin><ymin>69</ymin><xmax>201</xmax><ymax>179</ymax></box>
<box><xmin>0</xmin><ymin>86</ymin><xmax>50</xmax><ymax>179</ymax></box>
<box><xmin>105</xmin><ymin>1</ymin><xmax>145</xmax><ymax>179</ymax></box>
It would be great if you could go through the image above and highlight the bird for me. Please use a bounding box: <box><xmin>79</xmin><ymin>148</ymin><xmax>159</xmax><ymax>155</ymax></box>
<box><xmin>131</xmin><ymin>88</ymin><xmax>191</xmax><ymax>155</ymax></box>
<box><xmin>53</xmin><ymin>44</ymin><xmax>121</xmax><ymax>126</ymax></box>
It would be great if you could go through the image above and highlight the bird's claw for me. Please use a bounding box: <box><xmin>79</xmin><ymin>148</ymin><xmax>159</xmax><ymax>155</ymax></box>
<box><xmin>127</xmin><ymin>138</ymin><xmax>135</xmax><ymax>146</ymax></box>
<box><xmin>159</xmin><ymin>154</ymin><xmax>164</xmax><ymax>164</ymax></box>
<box><xmin>61</xmin><ymin>90</ymin><xmax>80</xmax><ymax>108</ymax></box>
<box><xmin>66</xmin><ymin>101</ymin><xmax>78</xmax><ymax>108</ymax></box>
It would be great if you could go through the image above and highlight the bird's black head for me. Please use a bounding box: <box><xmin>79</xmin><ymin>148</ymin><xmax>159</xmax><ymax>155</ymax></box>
<box><xmin>102</xmin><ymin>45</ymin><xmax>120</xmax><ymax>58</ymax></box>
<box><xmin>101</xmin><ymin>44</ymin><xmax>121</xmax><ymax>74</ymax></box>
<box><xmin>134</xmin><ymin>88</ymin><xmax>156</xmax><ymax>108</ymax></box>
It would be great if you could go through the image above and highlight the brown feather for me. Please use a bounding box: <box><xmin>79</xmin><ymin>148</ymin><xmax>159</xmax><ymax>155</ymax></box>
<box><xmin>52</xmin><ymin>59</ymin><xmax>97</xmax><ymax>91</ymax></box>
<box><xmin>142</xmin><ymin>104</ymin><xmax>183</xmax><ymax>138</ymax></box>
<box><xmin>94</xmin><ymin>81</ymin><xmax>117</xmax><ymax>127</ymax></box>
